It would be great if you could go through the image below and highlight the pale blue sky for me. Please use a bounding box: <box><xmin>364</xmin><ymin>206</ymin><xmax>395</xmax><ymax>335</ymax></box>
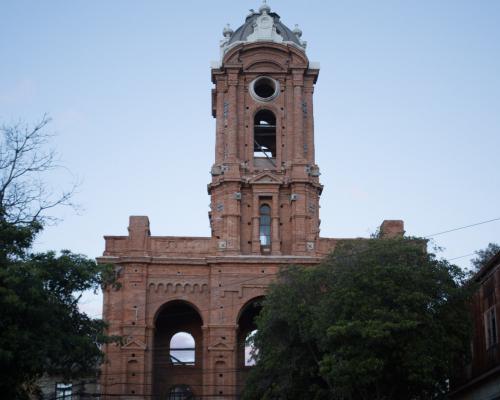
<box><xmin>1</xmin><ymin>0</ymin><xmax>499</xmax><ymax>316</ymax></box>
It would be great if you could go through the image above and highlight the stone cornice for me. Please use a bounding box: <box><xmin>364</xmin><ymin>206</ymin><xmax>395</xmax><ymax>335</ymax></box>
<box><xmin>97</xmin><ymin>254</ymin><xmax>323</xmax><ymax>266</ymax></box>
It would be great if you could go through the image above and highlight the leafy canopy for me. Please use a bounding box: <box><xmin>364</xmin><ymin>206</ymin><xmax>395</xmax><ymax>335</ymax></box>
<box><xmin>243</xmin><ymin>238</ymin><xmax>472</xmax><ymax>400</ymax></box>
<box><xmin>0</xmin><ymin>118</ymin><xmax>115</xmax><ymax>399</ymax></box>
<box><xmin>0</xmin><ymin>251</ymin><xmax>115</xmax><ymax>399</ymax></box>
<box><xmin>470</xmin><ymin>242</ymin><xmax>500</xmax><ymax>271</ymax></box>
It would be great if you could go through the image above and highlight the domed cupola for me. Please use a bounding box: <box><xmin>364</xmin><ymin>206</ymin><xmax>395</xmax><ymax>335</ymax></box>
<box><xmin>220</xmin><ymin>1</ymin><xmax>306</xmax><ymax>57</ymax></box>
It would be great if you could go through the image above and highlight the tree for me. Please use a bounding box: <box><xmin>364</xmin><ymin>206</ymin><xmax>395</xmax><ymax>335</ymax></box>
<box><xmin>0</xmin><ymin>251</ymin><xmax>115</xmax><ymax>399</ymax></box>
<box><xmin>470</xmin><ymin>242</ymin><xmax>500</xmax><ymax>272</ymax></box>
<box><xmin>243</xmin><ymin>238</ymin><xmax>472</xmax><ymax>400</ymax></box>
<box><xmin>0</xmin><ymin>117</ymin><xmax>115</xmax><ymax>399</ymax></box>
<box><xmin>0</xmin><ymin>115</ymin><xmax>75</xmax><ymax>264</ymax></box>
<box><xmin>0</xmin><ymin>115</ymin><xmax>76</xmax><ymax>226</ymax></box>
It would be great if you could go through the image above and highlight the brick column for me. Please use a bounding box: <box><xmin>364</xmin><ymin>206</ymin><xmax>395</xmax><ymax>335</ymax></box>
<box><xmin>251</xmin><ymin>193</ymin><xmax>260</xmax><ymax>254</ymax></box>
<box><xmin>225</xmin><ymin>183</ymin><xmax>241</xmax><ymax>254</ymax></box>
<box><xmin>215</xmin><ymin>82</ymin><xmax>225</xmax><ymax>163</ymax></box>
<box><xmin>291</xmin><ymin>184</ymin><xmax>307</xmax><ymax>255</ymax></box>
<box><xmin>304</xmin><ymin>84</ymin><xmax>315</xmax><ymax>164</ymax></box>
<box><xmin>271</xmin><ymin>194</ymin><xmax>281</xmax><ymax>255</ymax></box>
<box><xmin>285</xmin><ymin>77</ymin><xmax>294</xmax><ymax>164</ymax></box>
<box><xmin>292</xmin><ymin>71</ymin><xmax>304</xmax><ymax>162</ymax></box>
<box><xmin>226</xmin><ymin>72</ymin><xmax>238</xmax><ymax>163</ymax></box>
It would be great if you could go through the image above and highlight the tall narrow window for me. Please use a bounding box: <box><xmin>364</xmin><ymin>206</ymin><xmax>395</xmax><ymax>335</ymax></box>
<box><xmin>485</xmin><ymin>306</ymin><xmax>498</xmax><ymax>348</ymax></box>
<box><xmin>254</xmin><ymin>110</ymin><xmax>276</xmax><ymax>161</ymax></box>
<box><xmin>259</xmin><ymin>204</ymin><xmax>271</xmax><ymax>246</ymax></box>
<box><xmin>170</xmin><ymin>332</ymin><xmax>195</xmax><ymax>365</ymax></box>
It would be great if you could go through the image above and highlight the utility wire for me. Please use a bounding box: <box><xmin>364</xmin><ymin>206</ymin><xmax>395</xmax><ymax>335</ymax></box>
<box><xmin>447</xmin><ymin>252</ymin><xmax>476</xmax><ymax>261</ymax></box>
<box><xmin>83</xmin><ymin>215</ymin><xmax>500</xmax><ymax>321</ymax></box>
<box><xmin>424</xmin><ymin>217</ymin><xmax>500</xmax><ymax>238</ymax></box>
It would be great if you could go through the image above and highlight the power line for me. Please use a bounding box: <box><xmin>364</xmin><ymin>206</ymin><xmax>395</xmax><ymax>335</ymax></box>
<box><xmin>447</xmin><ymin>252</ymin><xmax>476</xmax><ymax>261</ymax></box>
<box><xmin>78</xmin><ymin>215</ymin><xmax>500</xmax><ymax>319</ymax></box>
<box><xmin>424</xmin><ymin>217</ymin><xmax>500</xmax><ymax>238</ymax></box>
<box><xmin>84</xmin><ymin>215</ymin><xmax>500</xmax><ymax>321</ymax></box>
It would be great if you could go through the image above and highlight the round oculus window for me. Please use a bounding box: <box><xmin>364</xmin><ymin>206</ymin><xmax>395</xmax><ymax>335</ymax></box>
<box><xmin>250</xmin><ymin>76</ymin><xmax>280</xmax><ymax>102</ymax></box>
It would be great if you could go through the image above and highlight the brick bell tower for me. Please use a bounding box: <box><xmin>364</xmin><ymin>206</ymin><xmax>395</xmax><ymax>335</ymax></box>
<box><xmin>98</xmin><ymin>3</ymin><xmax>405</xmax><ymax>400</ymax></box>
<box><xmin>209</xmin><ymin>2</ymin><xmax>321</xmax><ymax>257</ymax></box>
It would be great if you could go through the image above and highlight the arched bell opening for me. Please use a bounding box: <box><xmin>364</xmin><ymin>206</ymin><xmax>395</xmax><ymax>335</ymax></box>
<box><xmin>253</xmin><ymin>109</ymin><xmax>277</xmax><ymax>169</ymax></box>
<box><xmin>236</xmin><ymin>297</ymin><xmax>264</xmax><ymax>394</ymax></box>
<box><xmin>153</xmin><ymin>300</ymin><xmax>203</xmax><ymax>400</ymax></box>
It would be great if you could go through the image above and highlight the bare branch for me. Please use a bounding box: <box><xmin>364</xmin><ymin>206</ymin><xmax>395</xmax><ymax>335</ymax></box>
<box><xmin>0</xmin><ymin>115</ymin><xmax>79</xmax><ymax>226</ymax></box>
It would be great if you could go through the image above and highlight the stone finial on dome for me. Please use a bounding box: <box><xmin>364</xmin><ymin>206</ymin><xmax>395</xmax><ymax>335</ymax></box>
<box><xmin>259</xmin><ymin>0</ymin><xmax>271</xmax><ymax>14</ymax></box>
<box><xmin>223</xmin><ymin>23</ymin><xmax>234</xmax><ymax>38</ymax></box>
<box><xmin>219</xmin><ymin>3</ymin><xmax>307</xmax><ymax>59</ymax></box>
<box><xmin>293</xmin><ymin>24</ymin><xmax>302</xmax><ymax>38</ymax></box>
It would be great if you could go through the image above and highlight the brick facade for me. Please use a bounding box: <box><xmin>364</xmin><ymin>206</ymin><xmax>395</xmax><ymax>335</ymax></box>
<box><xmin>98</xmin><ymin>7</ymin><xmax>404</xmax><ymax>400</ymax></box>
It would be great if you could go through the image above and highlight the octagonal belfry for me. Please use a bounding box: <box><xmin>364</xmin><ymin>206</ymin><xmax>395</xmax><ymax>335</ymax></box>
<box><xmin>98</xmin><ymin>3</ymin><xmax>404</xmax><ymax>399</ymax></box>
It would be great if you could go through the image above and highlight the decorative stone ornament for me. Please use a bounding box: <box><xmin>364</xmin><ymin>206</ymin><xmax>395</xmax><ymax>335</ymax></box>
<box><xmin>247</xmin><ymin>9</ymin><xmax>284</xmax><ymax>43</ymax></box>
<box><xmin>259</xmin><ymin>0</ymin><xmax>271</xmax><ymax>14</ymax></box>
<box><xmin>292</xmin><ymin>24</ymin><xmax>302</xmax><ymax>38</ymax></box>
<box><xmin>219</xmin><ymin>1</ymin><xmax>306</xmax><ymax>58</ymax></box>
<box><xmin>223</xmin><ymin>24</ymin><xmax>233</xmax><ymax>38</ymax></box>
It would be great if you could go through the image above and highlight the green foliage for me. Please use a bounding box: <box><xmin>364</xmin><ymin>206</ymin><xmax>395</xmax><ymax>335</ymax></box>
<box><xmin>0</xmin><ymin>217</ymin><xmax>41</xmax><ymax>262</ymax></box>
<box><xmin>471</xmin><ymin>242</ymin><xmax>500</xmax><ymax>271</ymax></box>
<box><xmin>0</xmin><ymin>119</ymin><xmax>117</xmax><ymax>399</ymax></box>
<box><xmin>243</xmin><ymin>238</ymin><xmax>472</xmax><ymax>400</ymax></box>
<box><xmin>0</xmin><ymin>238</ymin><xmax>116</xmax><ymax>399</ymax></box>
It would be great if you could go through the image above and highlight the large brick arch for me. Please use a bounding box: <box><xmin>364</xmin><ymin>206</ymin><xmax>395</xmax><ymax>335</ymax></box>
<box><xmin>236</xmin><ymin>295</ymin><xmax>265</xmax><ymax>325</ymax></box>
<box><xmin>146</xmin><ymin>280</ymin><xmax>210</xmax><ymax>329</ymax></box>
<box><xmin>236</xmin><ymin>295</ymin><xmax>265</xmax><ymax>393</ymax></box>
<box><xmin>153</xmin><ymin>300</ymin><xmax>204</xmax><ymax>399</ymax></box>
<box><xmin>152</xmin><ymin>298</ymin><xmax>205</xmax><ymax>327</ymax></box>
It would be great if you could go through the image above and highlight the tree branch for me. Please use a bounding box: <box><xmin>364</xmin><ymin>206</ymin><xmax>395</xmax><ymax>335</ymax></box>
<box><xmin>0</xmin><ymin>115</ymin><xmax>79</xmax><ymax>226</ymax></box>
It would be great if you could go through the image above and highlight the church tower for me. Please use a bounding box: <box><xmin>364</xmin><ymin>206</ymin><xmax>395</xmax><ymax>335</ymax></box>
<box><xmin>209</xmin><ymin>2</ymin><xmax>322</xmax><ymax>257</ymax></box>
<box><xmin>98</xmin><ymin>4</ymin><xmax>404</xmax><ymax>400</ymax></box>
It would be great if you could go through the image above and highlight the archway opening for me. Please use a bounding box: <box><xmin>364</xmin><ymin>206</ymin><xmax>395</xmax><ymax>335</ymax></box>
<box><xmin>237</xmin><ymin>297</ymin><xmax>264</xmax><ymax>393</ymax></box>
<box><xmin>153</xmin><ymin>301</ymin><xmax>202</xmax><ymax>399</ymax></box>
